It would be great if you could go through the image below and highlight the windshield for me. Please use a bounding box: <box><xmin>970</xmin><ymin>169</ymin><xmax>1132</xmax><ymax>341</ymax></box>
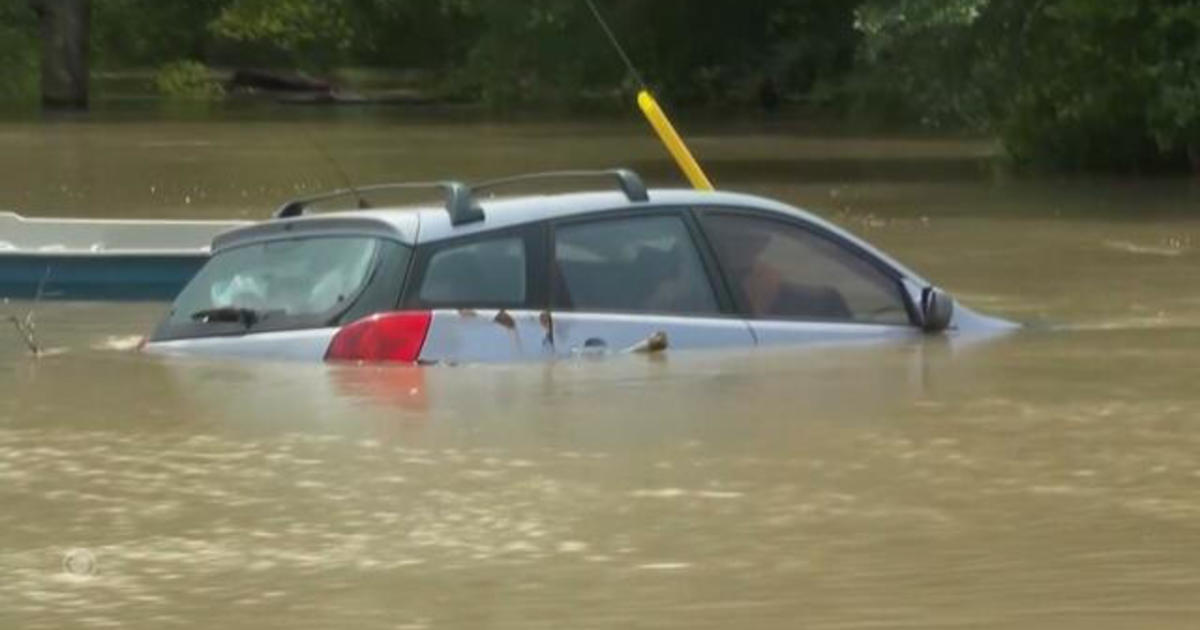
<box><xmin>167</xmin><ymin>236</ymin><xmax>383</xmax><ymax>326</ymax></box>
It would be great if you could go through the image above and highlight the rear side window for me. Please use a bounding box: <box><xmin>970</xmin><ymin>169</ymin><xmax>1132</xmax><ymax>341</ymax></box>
<box><xmin>418</xmin><ymin>236</ymin><xmax>526</xmax><ymax>305</ymax></box>
<box><xmin>702</xmin><ymin>212</ymin><xmax>910</xmax><ymax>324</ymax></box>
<box><xmin>554</xmin><ymin>215</ymin><xmax>718</xmax><ymax>315</ymax></box>
<box><xmin>167</xmin><ymin>236</ymin><xmax>386</xmax><ymax>325</ymax></box>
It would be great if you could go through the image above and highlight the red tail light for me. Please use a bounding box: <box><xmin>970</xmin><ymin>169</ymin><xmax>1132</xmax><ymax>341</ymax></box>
<box><xmin>325</xmin><ymin>311</ymin><xmax>432</xmax><ymax>363</ymax></box>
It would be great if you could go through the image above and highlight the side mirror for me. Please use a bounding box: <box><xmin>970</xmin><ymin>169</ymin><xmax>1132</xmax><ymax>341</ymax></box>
<box><xmin>920</xmin><ymin>287</ymin><xmax>955</xmax><ymax>333</ymax></box>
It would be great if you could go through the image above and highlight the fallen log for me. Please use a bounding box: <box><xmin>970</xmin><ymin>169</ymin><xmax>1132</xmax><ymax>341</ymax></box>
<box><xmin>228</xmin><ymin>69</ymin><xmax>332</xmax><ymax>94</ymax></box>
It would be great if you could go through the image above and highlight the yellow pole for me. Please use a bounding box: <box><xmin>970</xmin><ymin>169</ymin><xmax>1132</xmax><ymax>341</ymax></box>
<box><xmin>637</xmin><ymin>90</ymin><xmax>714</xmax><ymax>191</ymax></box>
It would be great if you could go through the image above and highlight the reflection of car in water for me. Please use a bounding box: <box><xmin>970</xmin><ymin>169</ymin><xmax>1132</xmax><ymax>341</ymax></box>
<box><xmin>144</xmin><ymin>169</ymin><xmax>1017</xmax><ymax>364</ymax></box>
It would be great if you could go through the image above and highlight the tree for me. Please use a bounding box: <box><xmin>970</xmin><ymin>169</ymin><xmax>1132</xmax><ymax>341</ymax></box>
<box><xmin>443</xmin><ymin>0</ymin><xmax>859</xmax><ymax>108</ymax></box>
<box><xmin>91</xmin><ymin>0</ymin><xmax>229</xmax><ymax>69</ymax></box>
<box><xmin>207</xmin><ymin>0</ymin><xmax>354</xmax><ymax>70</ymax></box>
<box><xmin>0</xmin><ymin>1</ymin><xmax>38</xmax><ymax>101</ymax></box>
<box><xmin>854</xmin><ymin>0</ymin><xmax>1200</xmax><ymax>172</ymax></box>
<box><xmin>32</xmin><ymin>0</ymin><xmax>91</xmax><ymax>109</ymax></box>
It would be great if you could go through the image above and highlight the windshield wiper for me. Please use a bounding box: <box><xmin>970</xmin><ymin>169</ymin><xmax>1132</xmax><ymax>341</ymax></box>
<box><xmin>189</xmin><ymin>306</ymin><xmax>264</xmax><ymax>327</ymax></box>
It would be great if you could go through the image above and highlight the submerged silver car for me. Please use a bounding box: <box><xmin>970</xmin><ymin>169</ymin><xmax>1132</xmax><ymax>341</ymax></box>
<box><xmin>144</xmin><ymin>169</ymin><xmax>1016</xmax><ymax>363</ymax></box>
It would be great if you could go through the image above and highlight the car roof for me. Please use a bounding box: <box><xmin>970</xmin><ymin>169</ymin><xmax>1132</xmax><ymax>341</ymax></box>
<box><xmin>418</xmin><ymin>189</ymin><xmax>795</xmax><ymax>240</ymax></box>
<box><xmin>218</xmin><ymin>189</ymin><xmax>774</xmax><ymax>249</ymax></box>
<box><xmin>213</xmin><ymin>187</ymin><xmax>928</xmax><ymax>284</ymax></box>
<box><xmin>285</xmin><ymin>189</ymin><xmax>810</xmax><ymax>238</ymax></box>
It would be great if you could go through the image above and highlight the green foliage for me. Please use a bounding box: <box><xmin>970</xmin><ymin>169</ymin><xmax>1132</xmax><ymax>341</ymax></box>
<box><xmin>1145</xmin><ymin>5</ymin><xmax>1200</xmax><ymax>163</ymax></box>
<box><xmin>850</xmin><ymin>0</ymin><xmax>993</xmax><ymax>128</ymax></box>
<box><xmin>340</xmin><ymin>0</ymin><xmax>476</xmax><ymax>71</ymax></box>
<box><xmin>209</xmin><ymin>0</ymin><xmax>355</xmax><ymax>70</ymax></box>
<box><xmin>91</xmin><ymin>0</ymin><xmax>229</xmax><ymax>69</ymax></box>
<box><xmin>155</xmin><ymin>60</ymin><xmax>225</xmax><ymax>99</ymax></box>
<box><xmin>0</xmin><ymin>3</ymin><xmax>38</xmax><ymax>101</ymax></box>
<box><xmin>441</xmin><ymin>0</ymin><xmax>859</xmax><ymax>108</ymax></box>
<box><xmin>6</xmin><ymin>0</ymin><xmax>1199</xmax><ymax>171</ymax></box>
<box><xmin>446</xmin><ymin>1</ymin><xmax>598</xmax><ymax>107</ymax></box>
<box><xmin>854</xmin><ymin>0</ymin><xmax>1200</xmax><ymax>171</ymax></box>
<box><xmin>626</xmin><ymin>1</ymin><xmax>859</xmax><ymax>106</ymax></box>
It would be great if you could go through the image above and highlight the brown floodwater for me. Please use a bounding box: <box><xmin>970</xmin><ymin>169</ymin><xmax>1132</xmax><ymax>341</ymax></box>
<box><xmin>2</xmin><ymin>110</ymin><xmax>1200</xmax><ymax>629</ymax></box>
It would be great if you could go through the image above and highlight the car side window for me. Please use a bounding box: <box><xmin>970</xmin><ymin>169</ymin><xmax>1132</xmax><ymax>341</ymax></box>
<box><xmin>554</xmin><ymin>214</ymin><xmax>719</xmax><ymax>315</ymax></box>
<box><xmin>701</xmin><ymin>212</ymin><xmax>911</xmax><ymax>325</ymax></box>
<box><xmin>418</xmin><ymin>235</ymin><xmax>526</xmax><ymax>305</ymax></box>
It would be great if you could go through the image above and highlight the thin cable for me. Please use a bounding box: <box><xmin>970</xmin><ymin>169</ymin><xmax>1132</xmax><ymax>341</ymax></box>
<box><xmin>302</xmin><ymin>126</ymin><xmax>370</xmax><ymax>209</ymax></box>
<box><xmin>583</xmin><ymin>0</ymin><xmax>646</xmax><ymax>89</ymax></box>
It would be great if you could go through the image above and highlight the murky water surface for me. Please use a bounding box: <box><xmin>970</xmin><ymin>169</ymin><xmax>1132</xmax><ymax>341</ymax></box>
<box><xmin>2</xmin><ymin>111</ymin><xmax>1199</xmax><ymax>629</ymax></box>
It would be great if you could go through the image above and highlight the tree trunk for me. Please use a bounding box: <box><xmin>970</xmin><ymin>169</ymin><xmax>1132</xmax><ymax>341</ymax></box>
<box><xmin>34</xmin><ymin>0</ymin><xmax>90</xmax><ymax>109</ymax></box>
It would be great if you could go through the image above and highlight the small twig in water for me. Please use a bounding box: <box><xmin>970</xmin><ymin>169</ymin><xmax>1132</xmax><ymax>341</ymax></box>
<box><xmin>8</xmin><ymin>315</ymin><xmax>40</xmax><ymax>357</ymax></box>
<box><xmin>5</xmin><ymin>267</ymin><xmax>50</xmax><ymax>358</ymax></box>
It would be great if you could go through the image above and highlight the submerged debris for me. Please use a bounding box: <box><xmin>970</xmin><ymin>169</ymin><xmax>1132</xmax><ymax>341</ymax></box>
<box><xmin>5</xmin><ymin>267</ymin><xmax>50</xmax><ymax>358</ymax></box>
<box><xmin>539</xmin><ymin>310</ymin><xmax>554</xmax><ymax>348</ymax></box>
<box><xmin>493</xmin><ymin>309</ymin><xmax>516</xmax><ymax>330</ymax></box>
<box><xmin>623</xmin><ymin>331</ymin><xmax>668</xmax><ymax>354</ymax></box>
<box><xmin>7</xmin><ymin>313</ymin><xmax>40</xmax><ymax>357</ymax></box>
<box><xmin>1103</xmin><ymin>240</ymin><xmax>1188</xmax><ymax>257</ymax></box>
<box><xmin>92</xmin><ymin>335</ymin><xmax>146</xmax><ymax>352</ymax></box>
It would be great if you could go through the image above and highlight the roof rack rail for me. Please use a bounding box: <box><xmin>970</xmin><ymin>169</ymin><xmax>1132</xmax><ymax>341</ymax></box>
<box><xmin>272</xmin><ymin>168</ymin><xmax>647</xmax><ymax>226</ymax></box>
<box><xmin>471</xmin><ymin>169</ymin><xmax>649</xmax><ymax>203</ymax></box>
<box><xmin>273</xmin><ymin>181</ymin><xmax>482</xmax><ymax>225</ymax></box>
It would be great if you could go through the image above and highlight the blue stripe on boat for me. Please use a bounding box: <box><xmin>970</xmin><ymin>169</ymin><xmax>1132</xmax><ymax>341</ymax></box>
<box><xmin>0</xmin><ymin>254</ymin><xmax>208</xmax><ymax>301</ymax></box>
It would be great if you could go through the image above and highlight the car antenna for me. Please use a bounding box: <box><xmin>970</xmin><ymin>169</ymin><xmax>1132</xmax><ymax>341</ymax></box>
<box><xmin>582</xmin><ymin>0</ymin><xmax>714</xmax><ymax>191</ymax></box>
<box><xmin>302</xmin><ymin>127</ymin><xmax>371</xmax><ymax>209</ymax></box>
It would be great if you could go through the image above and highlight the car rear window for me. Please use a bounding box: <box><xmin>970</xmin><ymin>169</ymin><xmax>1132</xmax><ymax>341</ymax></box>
<box><xmin>166</xmin><ymin>236</ymin><xmax>386</xmax><ymax>326</ymax></box>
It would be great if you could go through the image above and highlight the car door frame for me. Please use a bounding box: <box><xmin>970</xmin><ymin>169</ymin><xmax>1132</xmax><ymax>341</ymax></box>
<box><xmin>389</xmin><ymin>222</ymin><xmax>554</xmax><ymax>363</ymax></box>
<box><xmin>546</xmin><ymin>204</ymin><xmax>739</xmax><ymax>317</ymax></box>
<box><xmin>541</xmin><ymin>205</ymin><xmax>758</xmax><ymax>355</ymax></box>
<box><xmin>690</xmin><ymin>204</ymin><xmax>923</xmax><ymax>339</ymax></box>
<box><xmin>399</xmin><ymin>222</ymin><xmax>549</xmax><ymax>311</ymax></box>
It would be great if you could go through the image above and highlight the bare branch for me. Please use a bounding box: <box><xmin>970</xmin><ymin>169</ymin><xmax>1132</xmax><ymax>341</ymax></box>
<box><xmin>5</xmin><ymin>266</ymin><xmax>50</xmax><ymax>358</ymax></box>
